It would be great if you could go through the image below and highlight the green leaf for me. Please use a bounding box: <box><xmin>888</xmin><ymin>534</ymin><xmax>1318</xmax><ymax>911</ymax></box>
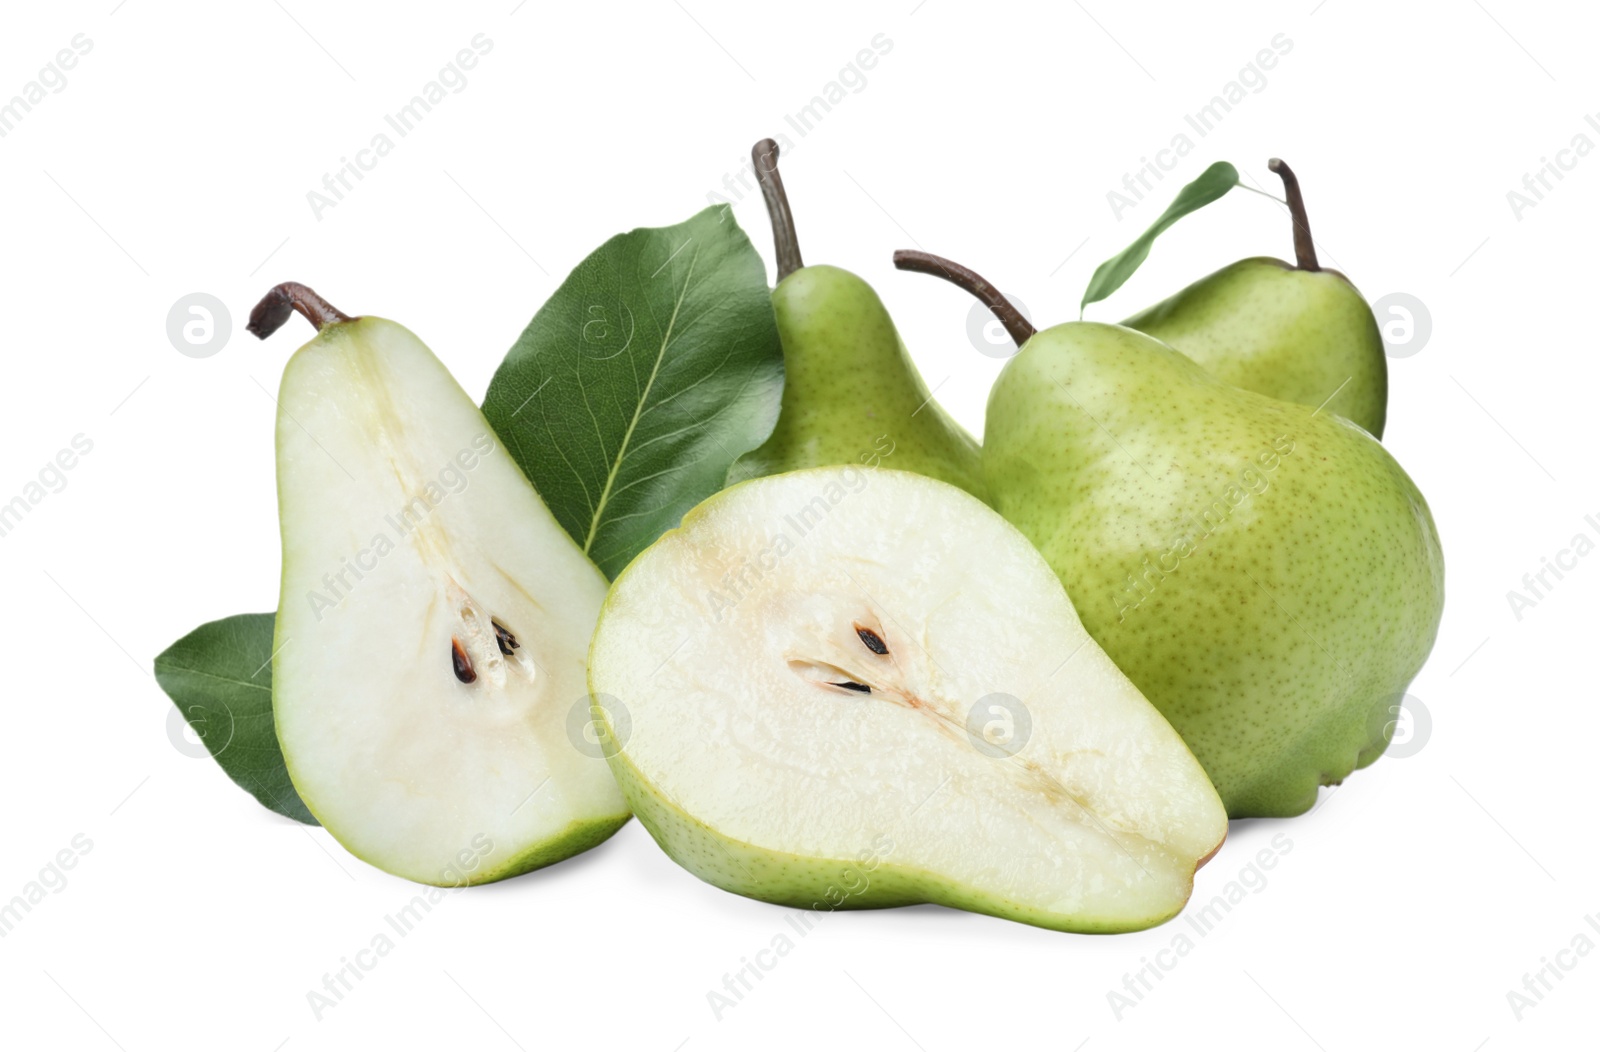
<box><xmin>154</xmin><ymin>614</ymin><xmax>318</xmax><ymax>825</ymax></box>
<box><xmin>1081</xmin><ymin>162</ymin><xmax>1241</xmax><ymax>314</ymax></box>
<box><xmin>483</xmin><ymin>206</ymin><xmax>784</xmax><ymax>579</ymax></box>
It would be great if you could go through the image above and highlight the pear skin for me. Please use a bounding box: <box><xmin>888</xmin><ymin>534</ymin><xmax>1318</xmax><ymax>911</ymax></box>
<box><xmin>983</xmin><ymin>321</ymin><xmax>1442</xmax><ymax>817</ymax></box>
<box><xmin>1126</xmin><ymin>257</ymin><xmax>1387</xmax><ymax>437</ymax></box>
<box><xmin>731</xmin><ymin>264</ymin><xmax>986</xmax><ymax>499</ymax></box>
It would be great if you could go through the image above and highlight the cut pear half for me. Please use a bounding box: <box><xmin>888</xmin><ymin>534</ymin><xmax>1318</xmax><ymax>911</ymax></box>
<box><xmin>261</xmin><ymin>285</ymin><xmax>628</xmax><ymax>886</ymax></box>
<box><xmin>589</xmin><ymin>468</ymin><xmax>1226</xmax><ymax>933</ymax></box>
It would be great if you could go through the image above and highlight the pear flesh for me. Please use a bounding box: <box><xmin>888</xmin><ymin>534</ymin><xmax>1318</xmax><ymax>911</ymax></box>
<box><xmin>273</xmin><ymin>317</ymin><xmax>628</xmax><ymax>885</ymax></box>
<box><xmin>589</xmin><ymin>467</ymin><xmax>1226</xmax><ymax>933</ymax></box>
<box><xmin>1125</xmin><ymin>258</ymin><xmax>1388</xmax><ymax>437</ymax></box>
<box><xmin>731</xmin><ymin>265</ymin><xmax>988</xmax><ymax>501</ymax></box>
<box><xmin>983</xmin><ymin>321</ymin><xmax>1443</xmax><ymax>817</ymax></box>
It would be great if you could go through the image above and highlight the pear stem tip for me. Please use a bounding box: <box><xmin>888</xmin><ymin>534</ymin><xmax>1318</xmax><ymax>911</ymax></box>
<box><xmin>247</xmin><ymin>282</ymin><xmax>352</xmax><ymax>339</ymax></box>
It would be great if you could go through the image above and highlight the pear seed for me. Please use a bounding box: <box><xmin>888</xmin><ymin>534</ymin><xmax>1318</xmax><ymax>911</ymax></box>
<box><xmin>855</xmin><ymin>626</ymin><xmax>888</xmax><ymax>655</ymax></box>
<box><xmin>451</xmin><ymin>638</ymin><xmax>476</xmax><ymax>684</ymax></box>
<box><xmin>493</xmin><ymin>621</ymin><xmax>520</xmax><ymax>655</ymax></box>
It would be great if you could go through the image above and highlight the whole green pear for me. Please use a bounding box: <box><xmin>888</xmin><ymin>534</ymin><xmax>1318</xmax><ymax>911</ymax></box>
<box><xmin>897</xmin><ymin>251</ymin><xmax>1444</xmax><ymax>818</ymax></box>
<box><xmin>729</xmin><ymin>140</ymin><xmax>985</xmax><ymax>499</ymax></box>
<box><xmin>1124</xmin><ymin>160</ymin><xmax>1388</xmax><ymax>438</ymax></box>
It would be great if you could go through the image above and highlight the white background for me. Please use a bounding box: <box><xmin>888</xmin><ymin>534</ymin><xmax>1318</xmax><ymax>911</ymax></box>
<box><xmin>2</xmin><ymin>0</ymin><xmax>1594</xmax><ymax>1048</ymax></box>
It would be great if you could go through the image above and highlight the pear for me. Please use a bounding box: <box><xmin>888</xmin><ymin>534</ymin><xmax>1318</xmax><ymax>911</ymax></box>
<box><xmin>729</xmin><ymin>139</ymin><xmax>986</xmax><ymax>499</ymax></box>
<box><xmin>1123</xmin><ymin>160</ymin><xmax>1388</xmax><ymax>437</ymax></box>
<box><xmin>896</xmin><ymin>251</ymin><xmax>1444</xmax><ymax>818</ymax></box>
<box><xmin>588</xmin><ymin>466</ymin><xmax>1227</xmax><ymax>933</ymax></box>
<box><xmin>251</xmin><ymin>283</ymin><xmax>629</xmax><ymax>886</ymax></box>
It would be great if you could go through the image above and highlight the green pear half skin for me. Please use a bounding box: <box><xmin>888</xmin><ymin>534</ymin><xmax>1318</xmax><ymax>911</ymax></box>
<box><xmin>589</xmin><ymin>467</ymin><xmax>1227</xmax><ymax>933</ymax></box>
<box><xmin>1124</xmin><ymin>160</ymin><xmax>1388</xmax><ymax>437</ymax></box>
<box><xmin>729</xmin><ymin>139</ymin><xmax>986</xmax><ymax>500</ymax></box>
<box><xmin>254</xmin><ymin>283</ymin><xmax>629</xmax><ymax>885</ymax></box>
<box><xmin>897</xmin><ymin>252</ymin><xmax>1444</xmax><ymax>818</ymax></box>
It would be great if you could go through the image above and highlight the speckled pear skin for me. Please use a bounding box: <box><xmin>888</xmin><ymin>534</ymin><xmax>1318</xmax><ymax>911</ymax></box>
<box><xmin>730</xmin><ymin>265</ymin><xmax>988</xmax><ymax>502</ymax></box>
<box><xmin>983</xmin><ymin>322</ymin><xmax>1443</xmax><ymax>817</ymax></box>
<box><xmin>596</xmin><ymin>725</ymin><xmax>1190</xmax><ymax>934</ymax></box>
<box><xmin>1125</xmin><ymin>258</ymin><xmax>1388</xmax><ymax>438</ymax></box>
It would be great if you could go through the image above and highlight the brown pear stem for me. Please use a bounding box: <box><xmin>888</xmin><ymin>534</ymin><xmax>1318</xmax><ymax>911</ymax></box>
<box><xmin>752</xmin><ymin>138</ymin><xmax>803</xmax><ymax>281</ymax></box>
<box><xmin>247</xmin><ymin>282</ymin><xmax>352</xmax><ymax>339</ymax></box>
<box><xmin>1267</xmin><ymin>158</ymin><xmax>1319</xmax><ymax>271</ymax></box>
<box><xmin>892</xmin><ymin>250</ymin><xmax>1036</xmax><ymax>346</ymax></box>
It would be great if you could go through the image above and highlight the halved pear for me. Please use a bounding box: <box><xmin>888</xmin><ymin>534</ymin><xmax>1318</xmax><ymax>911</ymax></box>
<box><xmin>256</xmin><ymin>283</ymin><xmax>628</xmax><ymax>886</ymax></box>
<box><xmin>589</xmin><ymin>467</ymin><xmax>1226</xmax><ymax>932</ymax></box>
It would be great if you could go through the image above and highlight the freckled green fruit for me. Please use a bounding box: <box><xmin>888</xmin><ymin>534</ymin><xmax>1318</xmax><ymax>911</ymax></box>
<box><xmin>1125</xmin><ymin>257</ymin><xmax>1388</xmax><ymax>437</ymax></box>
<box><xmin>1122</xmin><ymin>161</ymin><xmax>1387</xmax><ymax>437</ymax></box>
<box><xmin>730</xmin><ymin>265</ymin><xmax>986</xmax><ymax>498</ymax></box>
<box><xmin>982</xmin><ymin>320</ymin><xmax>1443</xmax><ymax>817</ymax></box>
<box><xmin>730</xmin><ymin>140</ymin><xmax>985</xmax><ymax>500</ymax></box>
<box><xmin>590</xmin><ymin>468</ymin><xmax>1227</xmax><ymax>933</ymax></box>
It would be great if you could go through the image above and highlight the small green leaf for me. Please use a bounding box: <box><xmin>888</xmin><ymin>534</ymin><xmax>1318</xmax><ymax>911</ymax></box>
<box><xmin>484</xmin><ymin>206</ymin><xmax>784</xmax><ymax>579</ymax></box>
<box><xmin>1081</xmin><ymin>162</ymin><xmax>1241</xmax><ymax>314</ymax></box>
<box><xmin>154</xmin><ymin>613</ymin><xmax>317</xmax><ymax>825</ymax></box>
